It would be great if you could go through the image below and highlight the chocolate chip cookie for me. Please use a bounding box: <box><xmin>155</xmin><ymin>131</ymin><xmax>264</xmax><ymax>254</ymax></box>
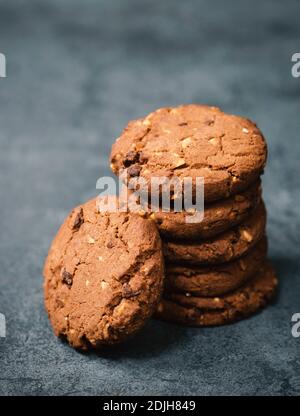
<box><xmin>44</xmin><ymin>197</ymin><xmax>164</xmax><ymax>350</ymax></box>
<box><xmin>125</xmin><ymin>181</ymin><xmax>261</xmax><ymax>241</ymax></box>
<box><xmin>163</xmin><ymin>200</ymin><xmax>266</xmax><ymax>265</ymax></box>
<box><xmin>110</xmin><ymin>104</ymin><xmax>267</xmax><ymax>203</ymax></box>
<box><xmin>156</xmin><ymin>262</ymin><xmax>277</xmax><ymax>326</ymax></box>
<box><xmin>165</xmin><ymin>237</ymin><xmax>267</xmax><ymax>297</ymax></box>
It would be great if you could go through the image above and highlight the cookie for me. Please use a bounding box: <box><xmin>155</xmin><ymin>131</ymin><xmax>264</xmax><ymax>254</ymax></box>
<box><xmin>165</xmin><ymin>237</ymin><xmax>267</xmax><ymax>297</ymax></box>
<box><xmin>149</xmin><ymin>181</ymin><xmax>261</xmax><ymax>241</ymax></box>
<box><xmin>110</xmin><ymin>104</ymin><xmax>267</xmax><ymax>203</ymax></box>
<box><xmin>156</xmin><ymin>262</ymin><xmax>278</xmax><ymax>326</ymax></box>
<box><xmin>163</xmin><ymin>200</ymin><xmax>266</xmax><ymax>265</ymax></box>
<box><xmin>44</xmin><ymin>197</ymin><xmax>164</xmax><ymax>350</ymax></box>
<box><xmin>123</xmin><ymin>180</ymin><xmax>261</xmax><ymax>241</ymax></box>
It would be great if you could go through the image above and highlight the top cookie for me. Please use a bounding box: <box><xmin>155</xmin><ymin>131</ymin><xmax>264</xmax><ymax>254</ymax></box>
<box><xmin>110</xmin><ymin>104</ymin><xmax>267</xmax><ymax>202</ymax></box>
<box><xmin>44</xmin><ymin>197</ymin><xmax>164</xmax><ymax>350</ymax></box>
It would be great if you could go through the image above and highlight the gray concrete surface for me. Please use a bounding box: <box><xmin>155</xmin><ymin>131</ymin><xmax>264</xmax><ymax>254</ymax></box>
<box><xmin>0</xmin><ymin>0</ymin><xmax>300</xmax><ymax>396</ymax></box>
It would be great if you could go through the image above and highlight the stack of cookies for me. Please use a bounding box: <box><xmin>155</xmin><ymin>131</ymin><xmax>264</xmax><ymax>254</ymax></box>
<box><xmin>44</xmin><ymin>104</ymin><xmax>278</xmax><ymax>351</ymax></box>
<box><xmin>110</xmin><ymin>104</ymin><xmax>278</xmax><ymax>327</ymax></box>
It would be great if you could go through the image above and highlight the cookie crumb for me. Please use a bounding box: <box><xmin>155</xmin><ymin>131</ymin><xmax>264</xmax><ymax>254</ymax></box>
<box><xmin>100</xmin><ymin>281</ymin><xmax>109</xmax><ymax>290</ymax></box>
<box><xmin>172</xmin><ymin>153</ymin><xmax>186</xmax><ymax>167</ymax></box>
<box><xmin>181</xmin><ymin>137</ymin><xmax>192</xmax><ymax>148</ymax></box>
<box><xmin>208</xmin><ymin>137</ymin><xmax>219</xmax><ymax>146</ymax></box>
<box><xmin>239</xmin><ymin>260</ymin><xmax>246</xmax><ymax>271</ymax></box>
<box><xmin>241</xmin><ymin>229</ymin><xmax>253</xmax><ymax>242</ymax></box>
<box><xmin>87</xmin><ymin>236</ymin><xmax>95</xmax><ymax>244</ymax></box>
<box><xmin>110</xmin><ymin>163</ymin><xmax>117</xmax><ymax>173</ymax></box>
<box><xmin>142</xmin><ymin>119</ymin><xmax>151</xmax><ymax>127</ymax></box>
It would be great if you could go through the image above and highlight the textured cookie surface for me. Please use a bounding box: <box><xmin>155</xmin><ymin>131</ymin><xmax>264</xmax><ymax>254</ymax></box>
<box><xmin>156</xmin><ymin>262</ymin><xmax>277</xmax><ymax>326</ymax></box>
<box><xmin>110</xmin><ymin>104</ymin><xmax>267</xmax><ymax>202</ymax></box>
<box><xmin>44</xmin><ymin>198</ymin><xmax>164</xmax><ymax>350</ymax></box>
<box><xmin>165</xmin><ymin>237</ymin><xmax>267</xmax><ymax>297</ymax></box>
<box><xmin>164</xmin><ymin>201</ymin><xmax>266</xmax><ymax>265</ymax></box>
<box><xmin>147</xmin><ymin>181</ymin><xmax>261</xmax><ymax>241</ymax></box>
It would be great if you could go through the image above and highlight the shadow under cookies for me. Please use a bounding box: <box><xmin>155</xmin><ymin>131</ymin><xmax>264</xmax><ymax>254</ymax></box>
<box><xmin>72</xmin><ymin>319</ymin><xmax>189</xmax><ymax>360</ymax></box>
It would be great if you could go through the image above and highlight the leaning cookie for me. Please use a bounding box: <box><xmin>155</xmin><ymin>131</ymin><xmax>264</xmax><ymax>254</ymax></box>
<box><xmin>44</xmin><ymin>197</ymin><xmax>164</xmax><ymax>350</ymax></box>
<box><xmin>165</xmin><ymin>237</ymin><xmax>267</xmax><ymax>297</ymax></box>
<box><xmin>155</xmin><ymin>262</ymin><xmax>278</xmax><ymax>327</ymax></box>
<box><xmin>110</xmin><ymin>104</ymin><xmax>267</xmax><ymax>203</ymax></box>
<box><xmin>163</xmin><ymin>200</ymin><xmax>266</xmax><ymax>265</ymax></box>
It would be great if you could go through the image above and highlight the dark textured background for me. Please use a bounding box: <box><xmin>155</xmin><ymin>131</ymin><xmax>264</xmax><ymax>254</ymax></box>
<box><xmin>0</xmin><ymin>0</ymin><xmax>300</xmax><ymax>396</ymax></box>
